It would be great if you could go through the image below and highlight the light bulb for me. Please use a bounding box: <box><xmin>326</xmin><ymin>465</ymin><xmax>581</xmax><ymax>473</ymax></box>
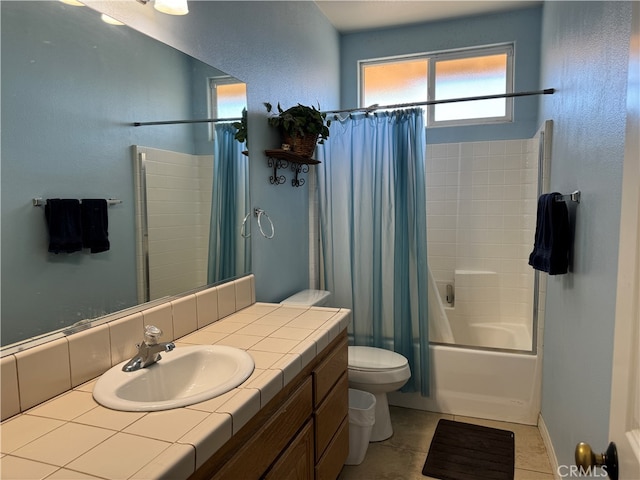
<box><xmin>101</xmin><ymin>14</ymin><xmax>125</xmax><ymax>26</ymax></box>
<box><xmin>153</xmin><ymin>0</ymin><xmax>188</xmax><ymax>16</ymax></box>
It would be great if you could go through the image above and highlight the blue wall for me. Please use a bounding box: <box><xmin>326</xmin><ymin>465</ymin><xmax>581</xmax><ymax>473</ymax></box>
<box><xmin>1</xmin><ymin>1</ymin><xmax>340</xmax><ymax>344</ymax></box>
<box><xmin>1</xmin><ymin>1</ymin><xmax>223</xmax><ymax>344</ymax></box>
<box><xmin>339</xmin><ymin>6</ymin><xmax>542</xmax><ymax>143</ymax></box>
<box><xmin>538</xmin><ymin>0</ymin><xmax>631</xmax><ymax>467</ymax></box>
<box><xmin>92</xmin><ymin>0</ymin><xmax>341</xmax><ymax>303</ymax></box>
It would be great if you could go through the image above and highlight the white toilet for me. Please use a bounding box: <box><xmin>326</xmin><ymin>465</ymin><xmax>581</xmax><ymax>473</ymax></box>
<box><xmin>347</xmin><ymin>346</ymin><xmax>411</xmax><ymax>442</ymax></box>
<box><xmin>280</xmin><ymin>289</ymin><xmax>411</xmax><ymax>442</ymax></box>
<box><xmin>280</xmin><ymin>289</ymin><xmax>332</xmax><ymax>307</ymax></box>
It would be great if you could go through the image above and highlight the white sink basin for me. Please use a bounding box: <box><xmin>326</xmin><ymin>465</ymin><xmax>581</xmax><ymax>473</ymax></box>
<box><xmin>93</xmin><ymin>345</ymin><xmax>255</xmax><ymax>411</ymax></box>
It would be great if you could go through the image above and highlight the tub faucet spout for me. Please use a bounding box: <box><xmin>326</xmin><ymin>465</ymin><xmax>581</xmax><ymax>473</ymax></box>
<box><xmin>122</xmin><ymin>325</ymin><xmax>175</xmax><ymax>372</ymax></box>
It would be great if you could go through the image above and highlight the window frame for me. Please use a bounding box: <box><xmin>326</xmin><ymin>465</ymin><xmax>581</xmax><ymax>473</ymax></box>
<box><xmin>358</xmin><ymin>43</ymin><xmax>515</xmax><ymax>128</ymax></box>
<box><xmin>208</xmin><ymin>75</ymin><xmax>246</xmax><ymax>118</ymax></box>
<box><xmin>208</xmin><ymin>75</ymin><xmax>246</xmax><ymax>139</ymax></box>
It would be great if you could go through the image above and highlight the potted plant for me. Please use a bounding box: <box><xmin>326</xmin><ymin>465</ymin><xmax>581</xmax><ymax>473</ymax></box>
<box><xmin>232</xmin><ymin>108</ymin><xmax>248</xmax><ymax>147</ymax></box>
<box><xmin>264</xmin><ymin>102</ymin><xmax>331</xmax><ymax>157</ymax></box>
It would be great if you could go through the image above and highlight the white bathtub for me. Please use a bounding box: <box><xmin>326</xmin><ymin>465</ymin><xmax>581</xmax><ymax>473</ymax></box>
<box><xmin>388</xmin><ymin>343</ymin><xmax>542</xmax><ymax>425</ymax></box>
<box><xmin>405</xmin><ymin>266</ymin><xmax>541</xmax><ymax>425</ymax></box>
<box><xmin>452</xmin><ymin>321</ymin><xmax>532</xmax><ymax>351</ymax></box>
<box><xmin>436</xmin><ymin>270</ymin><xmax>534</xmax><ymax>351</ymax></box>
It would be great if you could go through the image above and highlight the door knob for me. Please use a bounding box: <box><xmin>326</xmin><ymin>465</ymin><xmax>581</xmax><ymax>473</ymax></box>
<box><xmin>575</xmin><ymin>441</ymin><xmax>618</xmax><ymax>480</ymax></box>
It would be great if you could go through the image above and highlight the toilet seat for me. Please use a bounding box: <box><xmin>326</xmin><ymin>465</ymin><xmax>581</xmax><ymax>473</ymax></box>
<box><xmin>348</xmin><ymin>346</ymin><xmax>408</xmax><ymax>371</ymax></box>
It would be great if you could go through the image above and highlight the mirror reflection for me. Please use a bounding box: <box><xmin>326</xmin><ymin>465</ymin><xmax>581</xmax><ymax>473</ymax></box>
<box><xmin>1</xmin><ymin>1</ymin><xmax>249</xmax><ymax>348</ymax></box>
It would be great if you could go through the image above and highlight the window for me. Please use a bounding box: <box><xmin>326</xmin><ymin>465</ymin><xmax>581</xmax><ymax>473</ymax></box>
<box><xmin>208</xmin><ymin>76</ymin><xmax>247</xmax><ymax>140</ymax></box>
<box><xmin>209</xmin><ymin>76</ymin><xmax>247</xmax><ymax>119</ymax></box>
<box><xmin>360</xmin><ymin>44</ymin><xmax>513</xmax><ymax>127</ymax></box>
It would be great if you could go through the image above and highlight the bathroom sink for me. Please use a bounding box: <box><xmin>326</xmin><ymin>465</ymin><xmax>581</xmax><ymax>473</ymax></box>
<box><xmin>93</xmin><ymin>345</ymin><xmax>255</xmax><ymax>411</ymax></box>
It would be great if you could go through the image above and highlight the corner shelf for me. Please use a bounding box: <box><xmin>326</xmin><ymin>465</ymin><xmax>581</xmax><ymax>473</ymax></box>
<box><xmin>265</xmin><ymin>149</ymin><xmax>321</xmax><ymax>187</ymax></box>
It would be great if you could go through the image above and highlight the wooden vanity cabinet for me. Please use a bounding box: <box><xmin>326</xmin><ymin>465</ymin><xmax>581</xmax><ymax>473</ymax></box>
<box><xmin>190</xmin><ymin>331</ymin><xmax>349</xmax><ymax>480</ymax></box>
<box><xmin>312</xmin><ymin>337</ymin><xmax>349</xmax><ymax>480</ymax></box>
<box><xmin>264</xmin><ymin>420</ymin><xmax>315</xmax><ymax>480</ymax></box>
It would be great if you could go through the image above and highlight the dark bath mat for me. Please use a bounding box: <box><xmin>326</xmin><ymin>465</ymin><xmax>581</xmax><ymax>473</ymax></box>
<box><xmin>422</xmin><ymin>419</ymin><xmax>515</xmax><ymax>480</ymax></box>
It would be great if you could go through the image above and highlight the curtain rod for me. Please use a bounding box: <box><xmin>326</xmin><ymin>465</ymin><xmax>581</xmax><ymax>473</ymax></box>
<box><xmin>322</xmin><ymin>88</ymin><xmax>555</xmax><ymax>116</ymax></box>
<box><xmin>132</xmin><ymin>88</ymin><xmax>554</xmax><ymax>126</ymax></box>
<box><xmin>132</xmin><ymin>116</ymin><xmax>241</xmax><ymax>127</ymax></box>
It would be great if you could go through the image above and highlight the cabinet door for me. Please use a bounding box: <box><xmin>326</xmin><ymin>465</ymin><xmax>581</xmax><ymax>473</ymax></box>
<box><xmin>314</xmin><ymin>373</ymin><xmax>349</xmax><ymax>461</ymax></box>
<box><xmin>313</xmin><ymin>337</ymin><xmax>348</xmax><ymax>405</ymax></box>
<box><xmin>212</xmin><ymin>378</ymin><xmax>313</xmax><ymax>479</ymax></box>
<box><xmin>315</xmin><ymin>417</ymin><xmax>349</xmax><ymax>480</ymax></box>
<box><xmin>264</xmin><ymin>421</ymin><xmax>314</xmax><ymax>480</ymax></box>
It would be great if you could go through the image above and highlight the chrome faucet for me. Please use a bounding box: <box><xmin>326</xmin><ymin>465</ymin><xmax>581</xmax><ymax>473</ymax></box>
<box><xmin>122</xmin><ymin>325</ymin><xmax>175</xmax><ymax>372</ymax></box>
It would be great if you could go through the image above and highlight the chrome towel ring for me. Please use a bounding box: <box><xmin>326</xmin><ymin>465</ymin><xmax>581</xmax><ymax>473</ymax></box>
<box><xmin>254</xmin><ymin>208</ymin><xmax>275</xmax><ymax>239</ymax></box>
<box><xmin>240</xmin><ymin>212</ymin><xmax>251</xmax><ymax>238</ymax></box>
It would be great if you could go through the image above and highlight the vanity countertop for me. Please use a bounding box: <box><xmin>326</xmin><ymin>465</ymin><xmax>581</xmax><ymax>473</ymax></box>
<box><xmin>0</xmin><ymin>303</ymin><xmax>351</xmax><ymax>480</ymax></box>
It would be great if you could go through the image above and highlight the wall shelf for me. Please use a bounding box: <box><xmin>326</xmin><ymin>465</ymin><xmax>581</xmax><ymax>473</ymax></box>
<box><xmin>264</xmin><ymin>149</ymin><xmax>320</xmax><ymax>187</ymax></box>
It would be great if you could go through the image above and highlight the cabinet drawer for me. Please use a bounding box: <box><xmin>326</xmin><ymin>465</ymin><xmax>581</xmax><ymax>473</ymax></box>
<box><xmin>313</xmin><ymin>337</ymin><xmax>348</xmax><ymax>406</ymax></box>
<box><xmin>263</xmin><ymin>420</ymin><xmax>314</xmax><ymax>480</ymax></box>
<box><xmin>314</xmin><ymin>415</ymin><xmax>349</xmax><ymax>480</ymax></box>
<box><xmin>213</xmin><ymin>378</ymin><xmax>313</xmax><ymax>480</ymax></box>
<box><xmin>314</xmin><ymin>372</ymin><xmax>348</xmax><ymax>461</ymax></box>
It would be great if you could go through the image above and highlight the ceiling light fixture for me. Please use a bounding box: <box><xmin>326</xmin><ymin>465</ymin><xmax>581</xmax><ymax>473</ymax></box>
<box><xmin>137</xmin><ymin>0</ymin><xmax>189</xmax><ymax>16</ymax></box>
<box><xmin>59</xmin><ymin>0</ymin><xmax>85</xmax><ymax>6</ymax></box>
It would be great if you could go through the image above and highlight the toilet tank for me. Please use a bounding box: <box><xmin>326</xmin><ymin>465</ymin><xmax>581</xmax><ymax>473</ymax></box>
<box><xmin>280</xmin><ymin>289</ymin><xmax>332</xmax><ymax>307</ymax></box>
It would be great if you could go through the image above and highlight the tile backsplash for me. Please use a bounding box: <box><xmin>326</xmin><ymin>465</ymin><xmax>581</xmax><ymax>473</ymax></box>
<box><xmin>1</xmin><ymin>275</ymin><xmax>255</xmax><ymax>421</ymax></box>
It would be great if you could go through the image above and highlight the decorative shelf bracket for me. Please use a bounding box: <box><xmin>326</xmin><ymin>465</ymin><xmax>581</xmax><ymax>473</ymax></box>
<box><xmin>291</xmin><ymin>163</ymin><xmax>310</xmax><ymax>187</ymax></box>
<box><xmin>265</xmin><ymin>149</ymin><xmax>320</xmax><ymax>188</ymax></box>
<box><xmin>267</xmin><ymin>157</ymin><xmax>288</xmax><ymax>185</ymax></box>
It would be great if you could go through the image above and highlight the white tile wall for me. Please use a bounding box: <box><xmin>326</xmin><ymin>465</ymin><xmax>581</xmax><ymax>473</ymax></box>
<box><xmin>134</xmin><ymin>147</ymin><xmax>213</xmax><ymax>302</ymax></box>
<box><xmin>426</xmin><ymin>139</ymin><xmax>539</xmax><ymax>333</ymax></box>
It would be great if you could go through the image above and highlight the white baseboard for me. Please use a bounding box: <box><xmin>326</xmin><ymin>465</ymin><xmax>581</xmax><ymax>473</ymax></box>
<box><xmin>538</xmin><ymin>413</ymin><xmax>561</xmax><ymax>480</ymax></box>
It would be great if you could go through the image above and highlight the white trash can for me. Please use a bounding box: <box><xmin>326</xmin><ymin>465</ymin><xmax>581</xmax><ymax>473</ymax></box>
<box><xmin>344</xmin><ymin>388</ymin><xmax>377</xmax><ymax>466</ymax></box>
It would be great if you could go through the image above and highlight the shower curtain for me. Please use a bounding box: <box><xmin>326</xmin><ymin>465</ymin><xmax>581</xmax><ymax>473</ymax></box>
<box><xmin>316</xmin><ymin>109</ymin><xmax>430</xmax><ymax>395</ymax></box>
<box><xmin>208</xmin><ymin>122</ymin><xmax>250</xmax><ymax>283</ymax></box>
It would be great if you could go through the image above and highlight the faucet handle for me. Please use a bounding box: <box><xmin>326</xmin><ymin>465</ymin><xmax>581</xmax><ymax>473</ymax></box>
<box><xmin>143</xmin><ymin>325</ymin><xmax>163</xmax><ymax>345</ymax></box>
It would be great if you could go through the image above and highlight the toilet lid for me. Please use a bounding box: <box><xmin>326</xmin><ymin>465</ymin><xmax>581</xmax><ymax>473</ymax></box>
<box><xmin>348</xmin><ymin>346</ymin><xmax>408</xmax><ymax>371</ymax></box>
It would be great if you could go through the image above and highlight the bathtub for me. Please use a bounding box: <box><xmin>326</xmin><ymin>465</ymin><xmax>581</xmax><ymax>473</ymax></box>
<box><xmin>452</xmin><ymin>321</ymin><xmax>532</xmax><ymax>351</ymax></box>
<box><xmin>393</xmin><ymin>266</ymin><xmax>542</xmax><ymax>425</ymax></box>
<box><xmin>430</xmin><ymin>269</ymin><xmax>534</xmax><ymax>352</ymax></box>
<box><xmin>388</xmin><ymin>343</ymin><xmax>542</xmax><ymax>425</ymax></box>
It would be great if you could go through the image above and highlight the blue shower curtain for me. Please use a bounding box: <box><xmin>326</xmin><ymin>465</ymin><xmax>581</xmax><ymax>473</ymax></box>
<box><xmin>316</xmin><ymin>109</ymin><xmax>430</xmax><ymax>395</ymax></box>
<box><xmin>208</xmin><ymin>122</ymin><xmax>250</xmax><ymax>283</ymax></box>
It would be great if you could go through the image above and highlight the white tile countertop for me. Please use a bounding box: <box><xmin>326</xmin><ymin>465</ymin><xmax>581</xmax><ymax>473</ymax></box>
<box><xmin>0</xmin><ymin>303</ymin><xmax>351</xmax><ymax>480</ymax></box>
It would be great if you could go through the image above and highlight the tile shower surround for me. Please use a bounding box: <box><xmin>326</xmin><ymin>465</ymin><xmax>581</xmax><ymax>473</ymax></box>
<box><xmin>426</xmin><ymin>139</ymin><xmax>538</xmax><ymax>331</ymax></box>
<box><xmin>0</xmin><ymin>274</ymin><xmax>352</xmax><ymax>479</ymax></box>
<box><xmin>133</xmin><ymin>147</ymin><xmax>214</xmax><ymax>303</ymax></box>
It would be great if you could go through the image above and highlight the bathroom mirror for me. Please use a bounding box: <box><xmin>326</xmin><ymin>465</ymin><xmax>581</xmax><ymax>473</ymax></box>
<box><xmin>0</xmin><ymin>1</ymin><xmax>250</xmax><ymax>349</ymax></box>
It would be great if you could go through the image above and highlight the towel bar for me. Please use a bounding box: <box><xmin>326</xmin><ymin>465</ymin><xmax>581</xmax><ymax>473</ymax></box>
<box><xmin>554</xmin><ymin>190</ymin><xmax>581</xmax><ymax>203</ymax></box>
<box><xmin>33</xmin><ymin>198</ymin><xmax>122</xmax><ymax>207</ymax></box>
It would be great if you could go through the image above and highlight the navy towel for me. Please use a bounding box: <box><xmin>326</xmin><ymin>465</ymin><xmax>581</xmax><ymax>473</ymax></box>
<box><xmin>45</xmin><ymin>199</ymin><xmax>83</xmax><ymax>254</ymax></box>
<box><xmin>528</xmin><ymin>193</ymin><xmax>570</xmax><ymax>275</ymax></box>
<box><xmin>81</xmin><ymin>199</ymin><xmax>110</xmax><ymax>253</ymax></box>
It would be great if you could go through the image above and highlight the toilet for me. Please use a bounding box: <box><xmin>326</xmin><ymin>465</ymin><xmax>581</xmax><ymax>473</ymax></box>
<box><xmin>280</xmin><ymin>289</ymin><xmax>411</xmax><ymax>442</ymax></box>
<box><xmin>347</xmin><ymin>346</ymin><xmax>411</xmax><ymax>441</ymax></box>
<box><xmin>280</xmin><ymin>289</ymin><xmax>332</xmax><ymax>307</ymax></box>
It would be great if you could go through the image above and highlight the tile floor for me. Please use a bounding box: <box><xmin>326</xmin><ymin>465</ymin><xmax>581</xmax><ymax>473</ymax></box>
<box><xmin>338</xmin><ymin>406</ymin><xmax>555</xmax><ymax>480</ymax></box>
